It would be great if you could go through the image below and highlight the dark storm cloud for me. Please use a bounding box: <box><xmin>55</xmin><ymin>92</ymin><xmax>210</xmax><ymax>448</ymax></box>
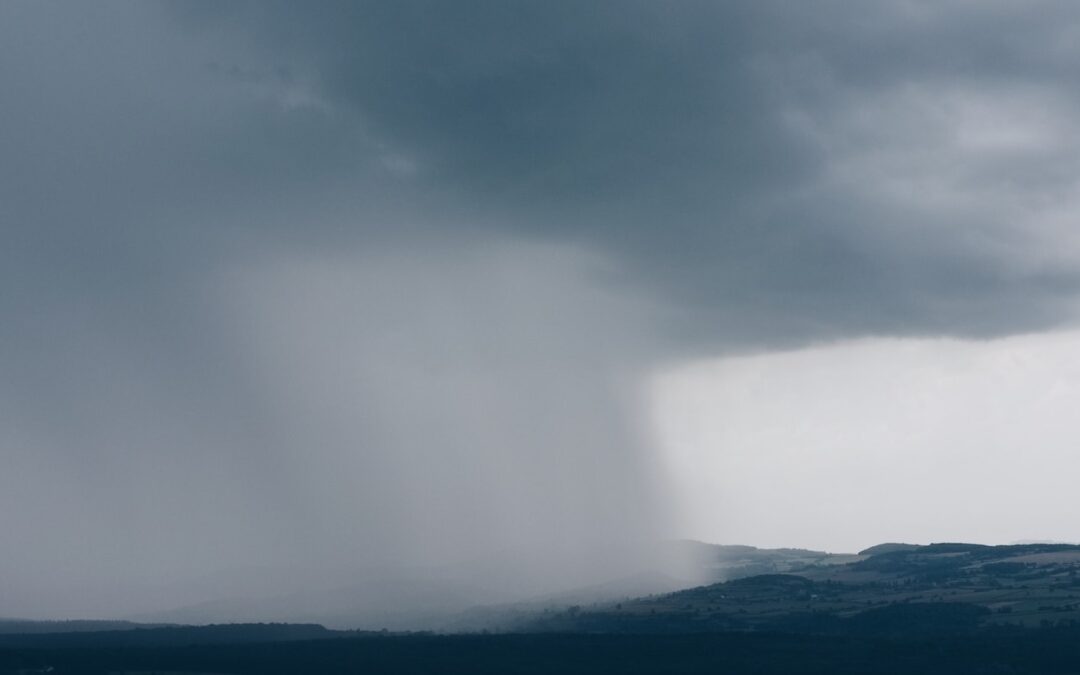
<box><xmin>171</xmin><ymin>0</ymin><xmax>1080</xmax><ymax>348</ymax></box>
<box><xmin>10</xmin><ymin>0</ymin><xmax>1078</xmax><ymax>351</ymax></box>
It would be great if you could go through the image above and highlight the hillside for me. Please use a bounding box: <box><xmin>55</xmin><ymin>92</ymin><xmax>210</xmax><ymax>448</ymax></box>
<box><xmin>526</xmin><ymin>542</ymin><xmax>1080</xmax><ymax>635</ymax></box>
<box><xmin>6</xmin><ymin>543</ymin><xmax>1080</xmax><ymax>674</ymax></box>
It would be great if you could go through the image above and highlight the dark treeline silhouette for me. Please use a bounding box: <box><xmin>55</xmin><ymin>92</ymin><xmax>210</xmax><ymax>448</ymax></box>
<box><xmin>7</xmin><ymin>629</ymin><xmax>1080</xmax><ymax>674</ymax></box>
<box><xmin>0</xmin><ymin>623</ymin><xmax>337</xmax><ymax>649</ymax></box>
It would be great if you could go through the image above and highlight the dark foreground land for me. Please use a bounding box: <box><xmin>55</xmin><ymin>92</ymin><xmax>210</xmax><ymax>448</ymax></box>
<box><xmin>8</xmin><ymin>542</ymin><xmax>1080</xmax><ymax>673</ymax></box>
<box><xmin>6</xmin><ymin>628</ymin><xmax>1080</xmax><ymax>674</ymax></box>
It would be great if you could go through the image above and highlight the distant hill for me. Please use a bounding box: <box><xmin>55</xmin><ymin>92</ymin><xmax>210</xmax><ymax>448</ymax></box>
<box><xmin>525</xmin><ymin>542</ymin><xmax>1080</xmax><ymax>635</ymax></box>
<box><xmin>14</xmin><ymin>541</ymin><xmax>1077</xmax><ymax>639</ymax></box>
<box><xmin>0</xmin><ymin>622</ymin><xmax>339</xmax><ymax>648</ymax></box>
<box><xmin>0</xmin><ymin>619</ymin><xmax>171</xmax><ymax>634</ymax></box>
<box><xmin>857</xmin><ymin>543</ymin><xmax>919</xmax><ymax>556</ymax></box>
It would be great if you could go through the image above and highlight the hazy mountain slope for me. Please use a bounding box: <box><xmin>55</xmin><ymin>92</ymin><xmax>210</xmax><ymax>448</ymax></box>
<box><xmin>528</xmin><ymin>542</ymin><xmax>1080</xmax><ymax>634</ymax></box>
<box><xmin>126</xmin><ymin>541</ymin><xmax>858</xmax><ymax>630</ymax></box>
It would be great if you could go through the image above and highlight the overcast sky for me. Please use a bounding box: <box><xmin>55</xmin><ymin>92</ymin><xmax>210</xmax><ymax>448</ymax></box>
<box><xmin>4</xmin><ymin>0</ymin><xmax>1080</xmax><ymax>619</ymax></box>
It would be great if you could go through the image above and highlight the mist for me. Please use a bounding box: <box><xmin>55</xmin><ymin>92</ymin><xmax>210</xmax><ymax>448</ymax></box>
<box><xmin>0</xmin><ymin>1</ymin><xmax>684</xmax><ymax>624</ymax></box>
<box><xmin>1</xmin><ymin>237</ymin><xmax>681</xmax><ymax>623</ymax></box>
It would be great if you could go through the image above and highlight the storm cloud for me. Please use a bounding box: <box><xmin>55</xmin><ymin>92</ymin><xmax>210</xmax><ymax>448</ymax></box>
<box><xmin>171</xmin><ymin>0</ymin><xmax>1080</xmax><ymax>345</ymax></box>
<box><xmin>4</xmin><ymin>1</ymin><xmax>1080</xmax><ymax>622</ymax></box>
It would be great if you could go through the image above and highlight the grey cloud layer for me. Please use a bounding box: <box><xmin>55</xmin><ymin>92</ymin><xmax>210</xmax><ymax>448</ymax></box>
<box><xmin>9</xmin><ymin>1</ymin><xmax>1080</xmax><ymax>351</ymax></box>
<box><xmin>175</xmin><ymin>0</ymin><xmax>1080</xmax><ymax>348</ymax></box>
